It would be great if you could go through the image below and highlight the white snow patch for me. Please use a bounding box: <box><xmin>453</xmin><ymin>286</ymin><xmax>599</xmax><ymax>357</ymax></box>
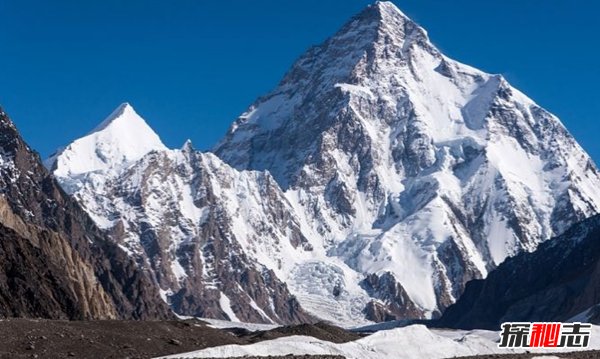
<box><xmin>219</xmin><ymin>292</ymin><xmax>240</xmax><ymax>322</ymax></box>
<box><xmin>170</xmin><ymin>259</ymin><xmax>188</xmax><ymax>282</ymax></box>
<box><xmin>200</xmin><ymin>318</ymin><xmax>280</xmax><ymax>332</ymax></box>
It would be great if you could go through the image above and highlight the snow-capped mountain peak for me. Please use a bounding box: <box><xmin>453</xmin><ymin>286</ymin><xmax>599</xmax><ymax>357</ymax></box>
<box><xmin>215</xmin><ymin>1</ymin><xmax>600</xmax><ymax>323</ymax></box>
<box><xmin>343</xmin><ymin>1</ymin><xmax>424</xmax><ymax>39</ymax></box>
<box><xmin>47</xmin><ymin>102</ymin><xmax>167</xmax><ymax>193</ymax></box>
<box><xmin>369</xmin><ymin>1</ymin><xmax>425</xmax><ymax>34</ymax></box>
<box><xmin>89</xmin><ymin>102</ymin><xmax>137</xmax><ymax>133</ymax></box>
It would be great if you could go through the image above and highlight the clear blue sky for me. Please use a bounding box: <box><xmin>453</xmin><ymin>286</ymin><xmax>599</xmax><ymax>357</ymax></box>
<box><xmin>1</xmin><ymin>0</ymin><xmax>599</xmax><ymax>161</ymax></box>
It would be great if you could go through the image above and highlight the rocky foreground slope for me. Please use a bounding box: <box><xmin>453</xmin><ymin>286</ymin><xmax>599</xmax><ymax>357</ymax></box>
<box><xmin>0</xmin><ymin>318</ymin><xmax>356</xmax><ymax>359</ymax></box>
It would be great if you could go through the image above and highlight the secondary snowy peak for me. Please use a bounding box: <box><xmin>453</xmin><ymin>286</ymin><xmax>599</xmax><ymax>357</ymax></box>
<box><xmin>47</xmin><ymin>111</ymin><xmax>315</xmax><ymax>324</ymax></box>
<box><xmin>181</xmin><ymin>139</ymin><xmax>194</xmax><ymax>152</ymax></box>
<box><xmin>90</xmin><ymin>102</ymin><xmax>139</xmax><ymax>133</ymax></box>
<box><xmin>47</xmin><ymin>102</ymin><xmax>166</xmax><ymax>191</ymax></box>
<box><xmin>215</xmin><ymin>1</ymin><xmax>600</xmax><ymax>323</ymax></box>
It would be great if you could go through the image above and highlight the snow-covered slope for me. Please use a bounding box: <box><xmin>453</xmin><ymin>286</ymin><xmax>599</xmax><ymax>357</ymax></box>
<box><xmin>101</xmin><ymin>146</ymin><xmax>314</xmax><ymax>324</ymax></box>
<box><xmin>47</xmin><ymin>103</ymin><xmax>166</xmax><ymax>189</ymax></box>
<box><xmin>215</xmin><ymin>1</ymin><xmax>600</xmax><ymax>322</ymax></box>
<box><xmin>200</xmin><ymin>318</ymin><xmax>280</xmax><ymax>332</ymax></box>
<box><xmin>157</xmin><ymin>324</ymin><xmax>600</xmax><ymax>359</ymax></box>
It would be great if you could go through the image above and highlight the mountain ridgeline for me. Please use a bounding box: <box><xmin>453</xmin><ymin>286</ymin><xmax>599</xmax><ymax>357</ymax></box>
<box><xmin>41</xmin><ymin>1</ymin><xmax>600</xmax><ymax>326</ymax></box>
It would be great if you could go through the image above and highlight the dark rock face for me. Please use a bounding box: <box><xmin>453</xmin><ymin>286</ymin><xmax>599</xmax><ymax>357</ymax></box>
<box><xmin>0</xmin><ymin>108</ymin><xmax>170</xmax><ymax>320</ymax></box>
<box><xmin>360</xmin><ymin>272</ymin><xmax>425</xmax><ymax>321</ymax></box>
<box><xmin>438</xmin><ymin>215</ymin><xmax>600</xmax><ymax>330</ymax></box>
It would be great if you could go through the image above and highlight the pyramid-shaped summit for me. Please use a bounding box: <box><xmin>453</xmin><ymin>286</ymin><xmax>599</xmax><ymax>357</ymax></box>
<box><xmin>348</xmin><ymin>1</ymin><xmax>430</xmax><ymax>41</ymax></box>
<box><xmin>90</xmin><ymin>102</ymin><xmax>138</xmax><ymax>133</ymax></box>
<box><xmin>214</xmin><ymin>1</ymin><xmax>600</xmax><ymax>322</ymax></box>
<box><xmin>215</xmin><ymin>1</ymin><xmax>444</xmax><ymax>179</ymax></box>
<box><xmin>47</xmin><ymin>103</ymin><xmax>166</xmax><ymax>192</ymax></box>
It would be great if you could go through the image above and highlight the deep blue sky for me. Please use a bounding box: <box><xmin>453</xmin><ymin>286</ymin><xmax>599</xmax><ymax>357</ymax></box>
<box><xmin>1</xmin><ymin>1</ymin><xmax>599</xmax><ymax>161</ymax></box>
